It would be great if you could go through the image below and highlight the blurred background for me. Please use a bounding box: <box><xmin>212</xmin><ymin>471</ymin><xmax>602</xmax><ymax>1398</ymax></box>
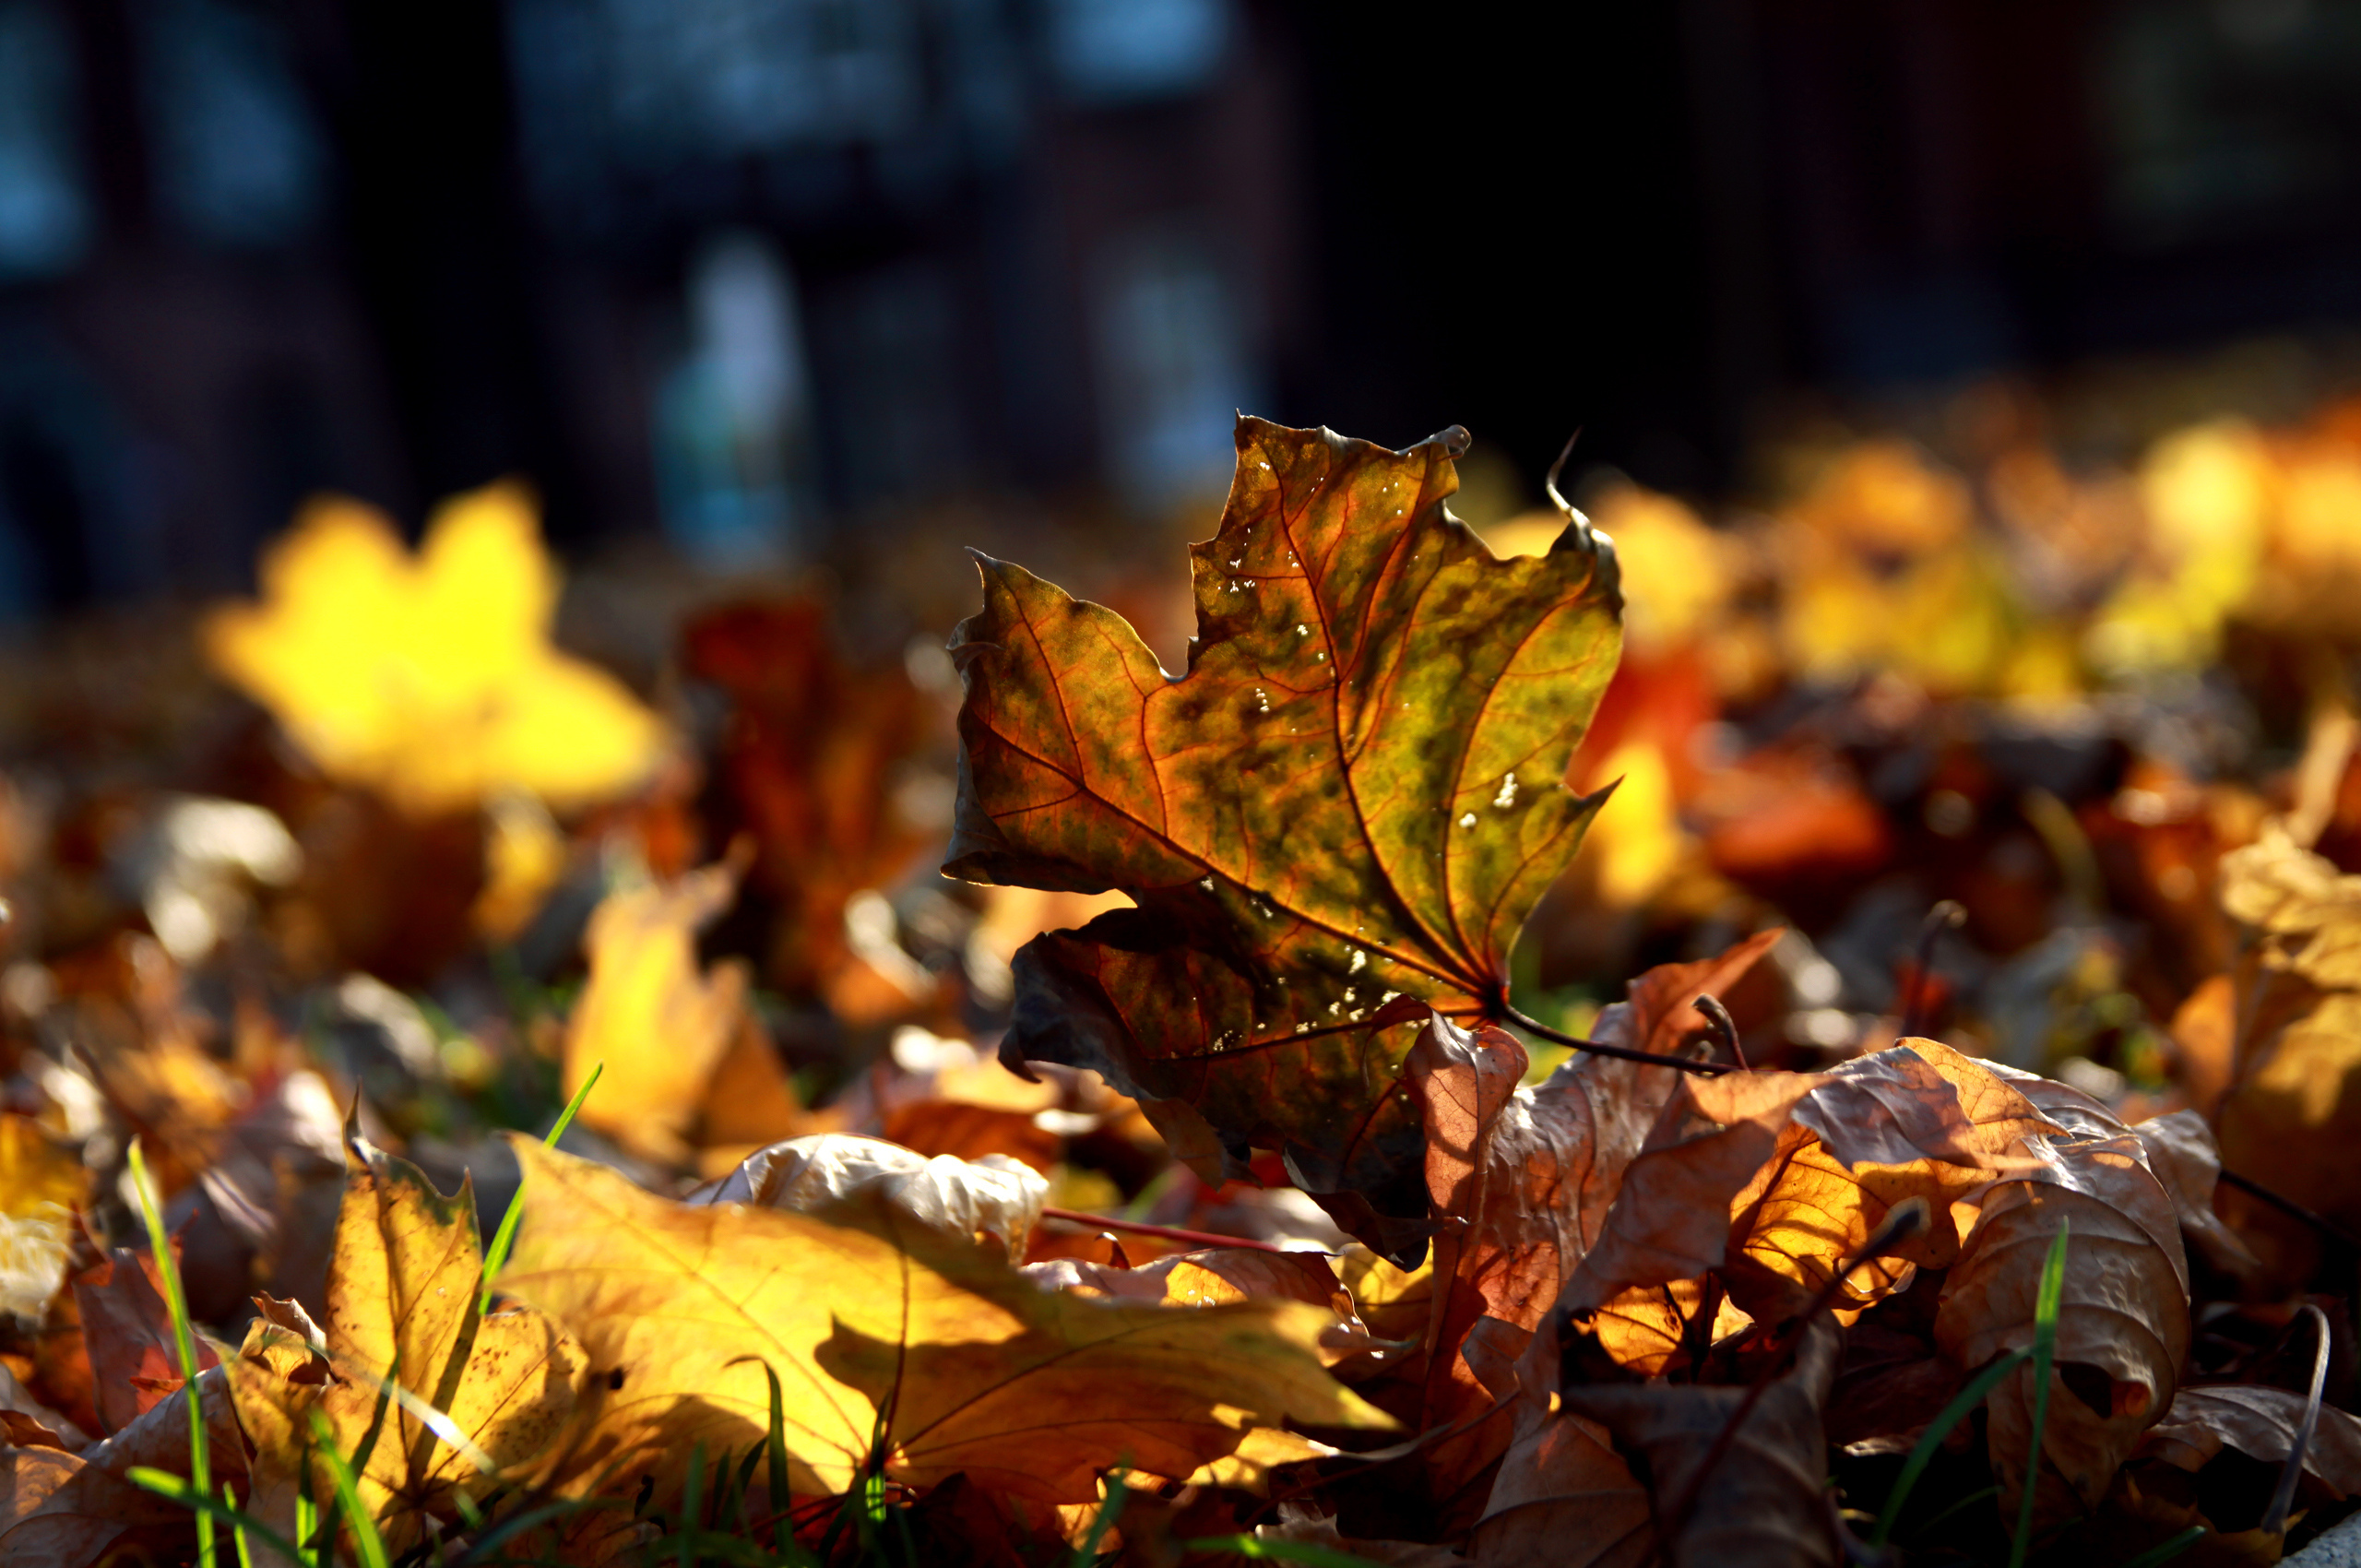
<box><xmin>10</xmin><ymin>0</ymin><xmax>2361</xmax><ymax>603</ymax></box>
<box><xmin>8</xmin><ymin>0</ymin><xmax>2361</xmax><ymax>1324</ymax></box>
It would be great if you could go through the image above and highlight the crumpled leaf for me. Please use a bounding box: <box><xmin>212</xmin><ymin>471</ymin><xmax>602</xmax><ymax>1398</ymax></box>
<box><xmin>563</xmin><ymin>851</ymin><xmax>802</xmax><ymax>1170</ymax></box>
<box><xmin>1933</xmin><ymin>1102</ymin><xmax>2190</xmax><ymax>1531</ymax></box>
<box><xmin>2136</xmin><ymin>1384</ymin><xmax>2361</xmax><ymax>1495</ymax></box>
<box><xmin>2130</xmin><ymin>1108</ymin><xmax>2261</xmax><ymax>1277</ymax></box>
<box><xmin>946</xmin><ymin>417</ymin><xmax>1621</xmax><ymax>1235</ymax></box>
<box><xmin>0</xmin><ymin>1364</ymin><xmax>246</xmax><ymax>1568</ymax></box>
<box><xmin>1560</xmin><ymin>1040</ymin><xmax>2055</xmax><ymax>1321</ymax></box>
<box><xmin>704</xmin><ymin>1134</ymin><xmax>1048</xmax><ymax>1259</ymax></box>
<box><xmin>1551</xmin><ymin>1313</ymin><xmax>1847</xmax><ymax>1568</ymax></box>
<box><xmin>227</xmin><ymin>1134</ymin><xmax>586</xmax><ymax>1558</ymax></box>
<box><xmin>1327</xmin><ymin>938</ymin><xmax>1774</xmax><ymax>1538</ymax></box>
<box><xmin>1470</xmin><ymin>1402</ymin><xmax>1651</xmax><ymax>1568</ymax></box>
<box><xmin>73</xmin><ymin>1246</ymin><xmax>222</xmax><ymax>1434</ymax></box>
<box><xmin>203</xmin><ymin>482</ymin><xmax>669</xmax><ymax>814</ymax></box>
<box><xmin>498</xmin><ymin>1138</ymin><xmax>1393</xmax><ymax>1511</ymax></box>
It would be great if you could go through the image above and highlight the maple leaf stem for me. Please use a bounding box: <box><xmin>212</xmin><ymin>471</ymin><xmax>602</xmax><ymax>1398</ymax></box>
<box><xmin>1498</xmin><ymin>1004</ymin><xmax>1729</xmax><ymax>1076</ymax></box>
<box><xmin>1037</xmin><ymin>1206</ymin><xmax>1290</xmax><ymax>1254</ymax></box>
<box><xmin>1898</xmin><ymin>899</ymin><xmax>1965</xmax><ymax>1040</ymax></box>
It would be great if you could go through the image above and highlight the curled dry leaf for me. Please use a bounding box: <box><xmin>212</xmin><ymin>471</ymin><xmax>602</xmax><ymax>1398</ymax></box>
<box><xmin>0</xmin><ymin>1364</ymin><xmax>245</xmax><ymax>1568</ymax></box>
<box><xmin>1327</xmin><ymin>936</ymin><xmax>1776</xmax><ymax>1538</ymax></box>
<box><xmin>1470</xmin><ymin>1402</ymin><xmax>1651</xmax><ymax>1568</ymax></box>
<box><xmin>702</xmin><ymin>1133</ymin><xmax>1048</xmax><ymax>1259</ymax></box>
<box><xmin>202</xmin><ymin>482</ymin><xmax>668</xmax><ymax>814</ymax></box>
<box><xmin>1554</xmin><ymin>1313</ymin><xmax>1847</xmax><ymax>1568</ymax></box>
<box><xmin>2130</xmin><ymin>1108</ymin><xmax>2261</xmax><ymax>1277</ymax></box>
<box><xmin>1934</xmin><ymin>1111</ymin><xmax>2190</xmax><ymax>1531</ymax></box>
<box><xmin>946</xmin><ymin>417</ymin><xmax>1621</xmax><ymax>1240</ymax></box>
<box><xmin>498</xmin><ymin>1139</ymin><xmax>1393</xmax><ymax>1511</ymax></box>
<box><xmin>1561</xmin><ymin>1040</ymin><xmax>2056</xmax><ymax>1324</ymax></box>
<box><xmin>2137</xmin><ymin>1384</ymin><xmax>2361</xmax><ymax>1495</ymax></box>
<box><xmin>227</xmin><ymin>1134</ymin><xmax>586</xmax><ymax>1560</ymax></box>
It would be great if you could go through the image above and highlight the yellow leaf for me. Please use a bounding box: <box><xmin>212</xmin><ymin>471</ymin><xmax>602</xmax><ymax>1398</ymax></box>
<box><xmin>0</xmin><ymin>1113</ymin><xmax>84</xmax><ymax>1317</ymax></box>
<box><xmin>498</xmin><ymin>1139</ymin><xmax>1393</xmax><ymax>1510</ymax></box>
<box><xmin>204</xmin><ymin>483</ymin><xmax>668</xmax><ymax>814</ymax></box>
<box><xmin>226</xmin><ymin>1140</ymin><xmax>585</xmax><ymax>1558</ymax></box>
<box><xmin>564</xmin><ymin>856</ymin><xmax>756</xmax><ymax>1168</ymax></box>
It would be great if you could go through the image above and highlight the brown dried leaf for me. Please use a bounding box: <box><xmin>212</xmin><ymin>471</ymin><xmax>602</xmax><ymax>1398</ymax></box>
<box><xmin>2137</xmin><ymin>1384</ymin><xmax>2361</xmax><ymax>1495</ymax></box>
<box><xmin>0</xmin><ymin>1364</ymin><xmax>245</xmax><ymax>1568</ymax></box>
<box><xmin>700</xmin><ymin>1134</ymin><xmax>1047</xmax><ymax>1260</ymax></box>
<box><xmin>1470</xmin><ymin>1402</ymin><xmax>1652</xmax><ymax>1568</ymax></box>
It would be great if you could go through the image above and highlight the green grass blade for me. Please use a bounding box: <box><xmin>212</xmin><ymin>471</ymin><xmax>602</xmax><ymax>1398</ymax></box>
<box><xmin>2008</xmin><ymin>1220</ymin><xmax>2072</xmax><ymax>1568</ymax></box>
<box><xmin>2116</xmin><ymin>1525</ymin><xmax>2207</xmax><ymax>1568</ymax></box>
<box><xmin>481</xmin><ymin>1060</ymin><xmax>603</xmax><ymax>1313</ymax></box>
<box><xmin>681</xmin><ymin>1440</ymin><xmax>706</xmax><ymax>1568</ymax></box>
<box><xmin>309</xmin><ymin>1408</ymin><xmax>392</xmax><ymax>1568</ymax></box>
<box><xmin>1869</xmin><ymin>1349</ymin><xmax>2031</xmax><ymax>1546</ymax></box>
<box><xmin>129</xmin><ymin>1468</ymin><xmax>307</xmax><ymax>1568</ymax></box>
<box><xmin>126</xmin><ymin>1138</ymin><xmax>216</xmax><ymax>1568</ymax></box>
<box><xmin>1180</xmin><ymin>1536</ymin><xmax>1385</xmax><ymax>1566</ymax></box>
<box><xmin>224</xmin><ymin>1483</ymin><xmax>255</xmax><ymax>1568</ymax></box>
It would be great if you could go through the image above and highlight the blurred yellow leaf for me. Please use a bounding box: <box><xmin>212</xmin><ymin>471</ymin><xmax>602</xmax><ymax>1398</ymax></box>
<box><xmin>565</xmin><ymin>854</ymin><xmax>777</xmax><ymax>1169</ymax></box>
<box><xmin>0</xmin><ymin>1113</ymin><xmax>84</xmax><ymax>1318</ymax></box>
<box><xmin>204</xmin><ymin>482</ymin><xmax>668</xmax><ymax>814</ymax></box>
<box><xmin>499</xmin><ymin>1140</ymin><xmax>1393</xmax><ymax>1510</ymax></box>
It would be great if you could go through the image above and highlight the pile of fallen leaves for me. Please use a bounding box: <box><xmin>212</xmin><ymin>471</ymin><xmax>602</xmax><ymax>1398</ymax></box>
<box><xmin>5</xmin><ymin>406</ymin><xmax>2361</xmax><ymax>1568</ymax></box>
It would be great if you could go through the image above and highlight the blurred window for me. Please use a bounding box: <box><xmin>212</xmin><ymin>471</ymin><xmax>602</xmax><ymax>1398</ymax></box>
<box><xmin>811</xmin><ymin>261</ymin><xmax>970</xmax><ymax>510</ymax></box>
<box><xmin>139</xmin><ymin>0</ymin><xmax>327</xmax><ymax>249</ymax></box>
<box><xmin>2099</xmin><ymin>0</ymin><xmax>2361</xmax><ymax>246</ymax></box>
<box><xmin>1045</xmin><ymin>0</ymin><xmax>1230</xmax><ymax>105</ymax></box>
<box><xmin>1088</xmin><ymin>224</ymin><xmax>1260</xmax><ymax>508</ymax></box>
<box><xmin>654</xmin><ymin>232</ymin><xmax>816</xmax><ymax>566</ymax></box>
<box><xmin>0</xmin><ymin>1</ymin><xmax>91</xmax><ymax>280</ymax></box>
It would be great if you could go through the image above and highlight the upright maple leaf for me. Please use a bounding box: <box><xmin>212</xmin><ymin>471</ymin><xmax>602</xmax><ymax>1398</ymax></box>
<box><xmin>947</xmin><ymin>418</ymin><xmax>1622</xmax><ymax>1235</ymax></box>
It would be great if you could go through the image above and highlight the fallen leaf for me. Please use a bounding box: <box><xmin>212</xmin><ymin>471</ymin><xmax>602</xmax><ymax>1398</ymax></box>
<box><xmin>1934</xmin><ymin>1114</ymin><xmax>2190</xmax><ymax>1530</ymax></box>
<box><xmin>1469</xmin><ymin>1402</ymin><xmax>1651</xmax><ymax>1568</ymax></box>
<box><xmin>946</xmin><ymin>418</ymin><xmax>1621</xmax><ymax>1234</ymax></box>
<box><xmin>1555</xmin><ymin>1313</ymin><xmax>1847</xmax><ymax>1568</ymax></box>
<box><xmin>72</xmin><ymin>1247</ymin><xmax>221</xmax><ymax>1434</ymax></box>
<box><xmin>563</xmin><ymin>851</ymin><xmax>771</xmax><ymax>1168</ymax></box>
<box><xmin>228</xmin><ymin>1134</ymin><xmax>586</xmax><ymax>1558</ymax></box>
<box><xmin>203</xmin><ymin>483</ymin><xmax>669</xmax><ymax>814</ymax></box>
<box><xmin>2131</xmin><ymin>1109</ymin><xmax>2261</xmax><ymax>1278</ymax></box>
<box><xmin>701</xmin><ymin>1134</ymin><xmax>1047</xmax><ymax>1259</ymax></box>
<box><xmin>498</xmin><ymin>1139</ymin><xmax>1393</xmax><ymax>1511</ymax></box>
<box><xmin>2137</xmin><ymin>1384</ymin><xmax>2361</xmax><ymax>1494</ymax></box>
<box><xmin>0</xmin><ymin>1364</ymin><xmax>245</xmax><ymax>1568</ymax></box>
<box><xmin>0</xmin><ymin>1115</ymin><xmax>84</xmax><ymax>1322</ymax></box>
<box><xmin>682</xmin><ymin>600</ymin><xmax>937</xmax><ymax>998</ymax></box>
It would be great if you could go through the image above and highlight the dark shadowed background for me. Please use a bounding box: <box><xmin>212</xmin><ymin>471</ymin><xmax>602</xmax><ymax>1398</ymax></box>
<box><xmin>6</xmin><ymin>0</ymin><xmax>2361</xmax><ymax>613</ymax></box>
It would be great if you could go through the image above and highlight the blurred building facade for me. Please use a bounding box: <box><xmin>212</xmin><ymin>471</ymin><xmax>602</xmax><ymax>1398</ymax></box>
<box><xmin>2</xmin><ymin>0</ymin><xmax>2360</xmax><ymax>613</ymax></box>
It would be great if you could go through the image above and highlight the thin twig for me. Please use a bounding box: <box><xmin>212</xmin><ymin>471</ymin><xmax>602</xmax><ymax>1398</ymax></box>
<box><xmin>1898</xmin><ymin>900</ymin><xmax>1965</xmax><ymax>1040</ymax></box>
<box><xmin>1661</xmin><ymin>1198</ymin><xmax>1932</xmax><ymax>1538</ymax></box>
<box><xmin>1501</xmin><ymin>1004</ymin><xmax>1730</xmax><ymax>1076</ymax></box>
<box><xmin>1036</xmin><ymin>1206</ymin><xmax>1288</xmax><ymax>1254</ymax></box>
<box><xmin>2264</xmin><ymin>1302</ymin><xmax>2332</xmax><ymax>1537</ymax></box>
<box><xmin>2219</xmin><ymin>1170</ymin><xmax>2361</xmax><ymax>1253</ymax></box>
<box><xmin>1696</xmin><ymin>994</ymin><xmax>1747</xmax><ymax>1070</ymax></box>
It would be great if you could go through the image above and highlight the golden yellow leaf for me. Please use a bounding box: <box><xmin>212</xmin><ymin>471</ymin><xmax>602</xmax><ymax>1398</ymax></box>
<box><xmin>564</xmin><ymin>855</ymin><xmax>762</xmax><ymax>1168</ymax></box>
<box><xmin>227</xmin><ymin>1140</ymin><xmax>585</xmax><ymax>1558</ymax></box>
<box><xmin>498</xmin><ymin>1139</ymin><xmax>1393</xmax><ymax>1510</ymax></box>
<box><xmin>0</xmin><ymin>1115</ymin><xmax>84</xmax><ymax>1320</ymax></box>
<box><xmin>203</xmin><ymin>482</ymin><xmax>668</xmax><ymax>814</ymax></box>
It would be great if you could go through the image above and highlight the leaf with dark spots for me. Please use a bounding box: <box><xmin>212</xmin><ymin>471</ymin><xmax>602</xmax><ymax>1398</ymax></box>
<box><xmin>947</xmin><ymin>417</ymin><xmax>1623</xmax><ymax>1240</ymax></box>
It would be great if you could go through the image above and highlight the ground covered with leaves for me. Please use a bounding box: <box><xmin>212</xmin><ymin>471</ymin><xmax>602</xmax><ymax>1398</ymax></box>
<box><xmin>5</xmin><ymin>392</ymin><xmax>2361</xmax><ymax>1567</ymax></box>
